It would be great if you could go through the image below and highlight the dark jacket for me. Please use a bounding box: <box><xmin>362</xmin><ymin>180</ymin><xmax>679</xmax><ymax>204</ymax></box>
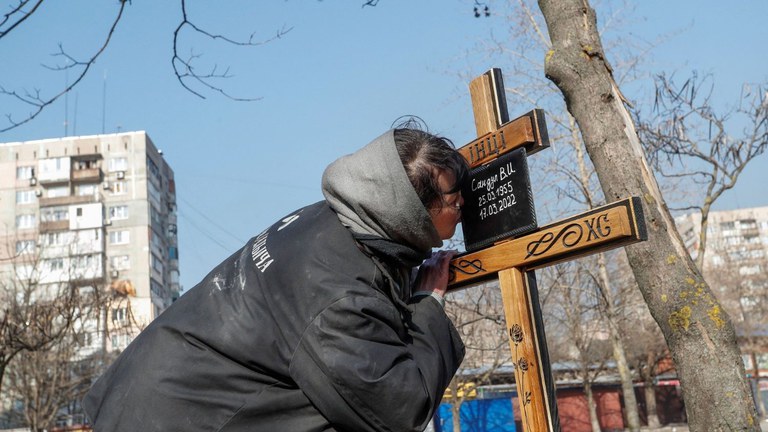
<box><xmin>83</xmin><ymin>201</ymin><xmax>465</xmax><ymax>431</ymax></box>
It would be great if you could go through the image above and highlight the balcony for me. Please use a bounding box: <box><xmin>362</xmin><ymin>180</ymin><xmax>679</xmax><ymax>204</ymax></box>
<box><xmin>39</xmin><ymin>220</ymin><xmax>69</xmax><ymax>232</ymax></box>
<box><xmin>72</xmin><ymin>167</ymin><xmax>102</xmax><ymax>183</ymax></box>
<box><xmin>741</xmin><ymin>228</ymin><xmax>759</xmax><ymax>238</ymax></box>
<box><xmin>39</xmin><ymin>194</ymin><xmax>100</xmax><ymax>207</ymax></box>
<box><xmin>38</xmin><ymin>174</ymin><xmax>70</xmax><ymax>186</ymax></box>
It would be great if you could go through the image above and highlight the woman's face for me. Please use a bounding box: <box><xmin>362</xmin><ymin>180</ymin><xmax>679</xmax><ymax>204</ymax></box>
<box><xmin>428</xmin><ymin>169</ymin><xmax>464</xmax><ymax>240</ymax></box>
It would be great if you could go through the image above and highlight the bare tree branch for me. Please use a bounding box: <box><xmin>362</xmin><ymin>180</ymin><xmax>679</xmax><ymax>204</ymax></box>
<box><xmin>0</xmin><ymin>0</ymin><xmax>44</xmax><ymax>40</ymax></box>
<box><xmin>636</xmin><ymin>72</ymin><xmax>768</xmax><ymax>269</ymax></box>
<box><xmin>1</xmin><ymin>0</ymin><xmax>296</xmax><ymax>133</ymax></box>
<box><xmin>171</xmin><ymin>0</ymin><xmax>291</xmax><ymax>101</ymax></box>
<box><xmin>0</xmin><ymin>0</ymin><xmax>127</xmax><ymax>133</ymax></box>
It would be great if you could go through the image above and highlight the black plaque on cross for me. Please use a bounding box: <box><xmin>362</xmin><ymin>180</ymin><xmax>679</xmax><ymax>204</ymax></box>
<box><xmin>461</xmin><ymin>147</ymin><xmax>537</xmax><ymax>252</ymax></box>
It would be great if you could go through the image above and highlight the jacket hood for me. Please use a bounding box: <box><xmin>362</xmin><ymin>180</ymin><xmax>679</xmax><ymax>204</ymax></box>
<box><xmin>321</xmin><ymin>129</ymin><xmax>442</xmax><ymax>253</ymax></box>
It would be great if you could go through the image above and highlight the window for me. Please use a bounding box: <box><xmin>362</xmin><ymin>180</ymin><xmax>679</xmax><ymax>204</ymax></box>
<box><xmin>109</xmin><ymin>205</ymin><xmax>129</xmax><ymax>220</ymax></box>
<box><xmin>111</xmin><ymin>334</ymin><xmax>132</xmax><ymax>350</ymax></box>
<box><xmin>739</xmin><ymin>265</ymin><xmax>762</xmax><ymax>276</ymax></box>
<box><xmin>38</xmin><ymin>157</ymin><xmax>70</xmax><ymax>182</ymax></box>
<box><xmin>40</xmin><ymin>206</ymin><xmax>69</xmax><ymax>222</ymax></box>
<box><xmin>150</xmin><ymin>230</ymin><xmax>163</xmax><ymax>252</ymax></box>
<box><xmin>72</xmin><ymin>254</ymin><xmax>95</xmax><ymax>271</ymax></box>
<box><xmin>738</xmin><ymin>219</ymin><xmax>757</xmax><ymax>230</ymax></box>
<box><xmin>16</xmin><ymin>166</ymin><xmax>34</xmax><ymax>179</ymax></box>
<box><xmin>147</xmin><ymin>156</ymin><xmax>159</xmax><ymax>180</ymax></box>
<box><xmin>74</xmin><ymin>159</ymin><xmax>98</xmax><ymax>170</ymax></box>
<box><xmin>109</xmin><ymin>230</ymin><xmax>130</xmax><ymax>245</ymax></box>
<box><xmin>110</xmin><ymin>255</ymin><xmax>131</xmax><ymax>271</ymax></box>
<box><xmin>151</xmin><ymin>253</ymin><xmax>164</xmax><ymax>274</ymax></box>
<box><xmin>75</xmin><ymin>332</ymin><xmax>94</xmax><ymax>348</ymax></box>
<box><xmin>150</xmin><ymin>206</ymin><xmax>162</xmax><ymax>227</ymax></box>
<box><xmin>16</xmin><ymin>214</ymin><xmax>35</xmax><ymax>229</ymax></box>
<box><xmin>148</xmin><ymin>181</ymin><xmax>161</xmax><ymax>205</ymax></box>
<box><xmin>46</xmin><ymin>258</ymin><xmax>64</xmax><ymax>271</ymax></box>
<box><xmin>758</xmin><ymin>354</ymin><xmax>768</xmax><ymax>370</ymax></box>
<box><xmin>47</xmin><ymin>186</ymin><xmax>69</xmax><ymax>198</ymax></box>
<box><xmin>75</xmin><ymin>229</ymin><xmax>100</xmax><ymax>243</ymax></box>
<box><xmin>720</xmin><ymin>221</ymin><xmax>737</xmax><ymax>236</ymax></box>
<box><xmin>150</xmin><ymin>279</ymin><xmax>164</xmax><ymax>298</ymax></box>
<box><xmin>16</xmin><ymin>190</ymin><xmax>36</xmax><ymax>204</ymax></box>
<box><xmin>111</xmin><ymin>181</ymin><xmax>126</xmax><ymax>195</ymax></box>
<box><xmin>109</xmin><ymin>157</ymin><xmax>128</xmax><ymax>172</ymax></box>
<box><xmin>15</xmin><ymin>240</ymin><xmax>35</xmax><ymax>255</ymax></box>
<box><xmin>76</xmin><ymin>184</ymin><xmax>97</xmax><ymax>196</ymax></box>
<box><xmin>43</xmin><ymin>232</ymin><xmax>68</xmax><ymax>246</ymax></box>
<box><xmin>112</xmin><ymin>307</ymin><xmax>128</xmax><ymax>324</ymax></box>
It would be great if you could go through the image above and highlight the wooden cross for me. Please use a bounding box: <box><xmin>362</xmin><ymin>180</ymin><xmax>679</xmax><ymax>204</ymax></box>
<box><xmin>447</xmin><ymin>69</ymin><xmax>647</xmax><ymax>432</ymax></box>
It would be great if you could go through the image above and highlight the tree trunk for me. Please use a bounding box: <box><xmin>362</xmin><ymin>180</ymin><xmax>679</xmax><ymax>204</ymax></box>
<box><xmin>695</xmin><ymin>202</ymin><xmax>713</xmax><ymax>271</ymax></box>
<box><xmin>644</xmin><ymin>377</ymin><xmax>661</xmax><ymax>428</ymax></box>
<box><xmin>449</xmin><ymin>380</ymin><xmax>462</xmax><ymax>432</ymax></box>
<box><xmin>584</xmin><ymin>380</ymin><xmax>601</xmax><ymax>432</ymax></box>
<box><xmin>452</xmin><ymin>403</ymin><xmax>461</xmax><ymax>432</ymax></box>
<box><xmin>752</xmin><ymin>352</ymin><xmax>767</xmax><ymax>418</ymax></box>
<box><xmin>644</xmin><ymin>351</ymin><xmax>661</xmax><ymax>428</ymax></box>
<box><xmin>597</xmin><ymin>253</ymin><xmax>641</xmax><ymax>431</ymax></box>
<box><xmin>537</xmin><ymin>1</ymin><xmax>760</xmax><ymax>430</ymax></box>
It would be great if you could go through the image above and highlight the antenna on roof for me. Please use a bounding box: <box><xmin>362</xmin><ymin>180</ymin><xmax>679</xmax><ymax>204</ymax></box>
<box><xmin>102</xmin><ymin>69</ymin><xmax>107</xmax><ymax>134</ymax></box>
<box><xmin>73</xmin><ymin>92</ymin><xmax>79</xmax><ymax>136</ymax></box>
<box><xmin>64</xmin><ymin>67</ymin><xmax>69</xmax><ymax>137</ymax></box>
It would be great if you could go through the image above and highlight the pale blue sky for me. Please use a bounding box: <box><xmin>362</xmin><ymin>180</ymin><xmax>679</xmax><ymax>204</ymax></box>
<box><xmin>1</xmin><ymin>1</ymin><xmax>766</xmax><ymax>291</ymax></box>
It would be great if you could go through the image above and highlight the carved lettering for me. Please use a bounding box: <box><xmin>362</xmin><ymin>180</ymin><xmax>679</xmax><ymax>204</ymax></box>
<box><xmin>585</xmin><ymin>217</ymin><xmax>600</xmax><ymax>241</ymax></box>
<box><xmin>585</xmin><ymin>213</ymin><xmax>612</xmax><ymax>241</ymax></box>
<box><xmin>597</xmin><ymin>213</ymin><xmax>611</xmax><ymax>237</ymax></box>
<box><xmin>475</xmin><ymin>141</ymin><xmax>487</xmax><ymax>161</ymax></box>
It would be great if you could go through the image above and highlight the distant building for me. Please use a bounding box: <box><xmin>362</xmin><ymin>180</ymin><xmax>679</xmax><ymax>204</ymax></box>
<box><xmin>675</xmin><ymin>206</ymin><xmax>768</xmax><ymax>270</ymax></box>
<box><xmin>675</xmin><ymin>206</ymin><xmax>768</xmax><ymax>316</ymax></box>
<box><xmin>675</xmin><ymin>206</ymin><xmax>768</xmax><ymax>414</ymax></box>
<box><xmin>0</xmin><ymin>131</ymin><xmax>180</xmax><ymax>354</ymax></box>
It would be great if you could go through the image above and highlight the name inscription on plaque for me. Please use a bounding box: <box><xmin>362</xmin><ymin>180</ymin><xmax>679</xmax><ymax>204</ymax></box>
<box><xmin>461</xmin><ymin>147</ymin><xmax>537</xmax><ymax>252</ymax></box>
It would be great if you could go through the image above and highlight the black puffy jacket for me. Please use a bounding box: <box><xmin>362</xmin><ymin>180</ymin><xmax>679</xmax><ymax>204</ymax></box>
<box><xmin>83</xmin><ymin>201</ymin><xmax>465</xmax><ymax>432</ymax></box>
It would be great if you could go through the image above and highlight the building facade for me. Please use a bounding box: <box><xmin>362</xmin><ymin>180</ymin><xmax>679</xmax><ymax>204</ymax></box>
<box><xmin>0</xmin><ymin>131</ymin><xmax>179</xmax><ymax>354</ymax></box>
<box><xmin>675</xmin><ymin>206</ymin><xmax>768</xmax><ymax>318</ymax></box>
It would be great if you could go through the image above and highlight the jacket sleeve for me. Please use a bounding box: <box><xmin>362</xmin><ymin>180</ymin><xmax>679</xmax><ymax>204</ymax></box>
<box><xmin>288</xmin><ymin>293</ymin><xmax>464</xmax><ymax>432</ymax></box>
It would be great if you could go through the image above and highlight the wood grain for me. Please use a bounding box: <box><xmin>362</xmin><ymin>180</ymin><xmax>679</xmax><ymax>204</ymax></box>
<box><xmin>448</xmin><ymin>197</ymin><xmax>646</xmax><ymax>291</ymax></box>
<box><xmin>500</xmin><ymin>268</ymin><xmax>555</xmax><ymax>432</ymax></box>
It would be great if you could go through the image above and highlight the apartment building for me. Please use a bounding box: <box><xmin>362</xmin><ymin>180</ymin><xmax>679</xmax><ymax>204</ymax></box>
<box><xmin>0</xmin><ymin>131</ymin><xmax>179</xmax><ymax>354</ymax></box>
<box><xmin>675</xmin><ymin>206</ymin><xmax>768</xmax><ymax>282</ymax></box>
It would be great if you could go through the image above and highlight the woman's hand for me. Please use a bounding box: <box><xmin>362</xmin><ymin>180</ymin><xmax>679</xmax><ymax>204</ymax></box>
<box><xmin>414</xmin><ymin>249</ymin><xmax>458</xmax><ymax>297</ymax></box>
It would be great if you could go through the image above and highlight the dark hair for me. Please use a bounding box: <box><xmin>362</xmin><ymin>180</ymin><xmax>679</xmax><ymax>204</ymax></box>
<box><xmin>392</xmin><ymin>117</ymin><xmax>469</xmax><ymax>209</ymax></box>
